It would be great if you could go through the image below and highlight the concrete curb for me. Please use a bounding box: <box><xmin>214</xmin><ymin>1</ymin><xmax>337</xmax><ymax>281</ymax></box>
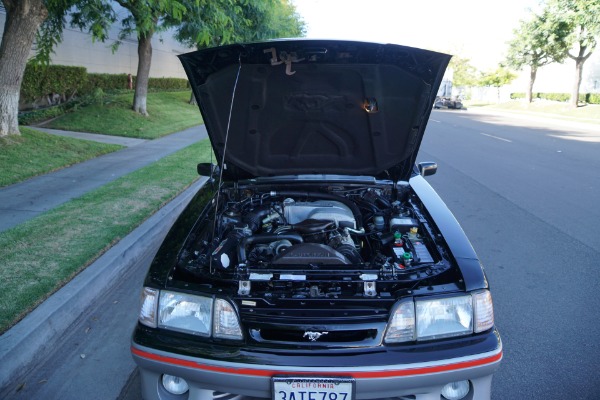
<box><xmin>0</xmin><ymin>177</ymin><xmax>208</xmax><ymax>390</ymax></box>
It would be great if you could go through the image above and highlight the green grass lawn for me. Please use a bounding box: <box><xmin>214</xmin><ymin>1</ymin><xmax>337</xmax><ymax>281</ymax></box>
<box><xmin>469</xmin><ymin>100</ymin><xmax>600</xmax><ymax>123</ymax></box>
<box><xmin>0</xmin><ymin>127</ymin><xmax>123</xmax><ymax>187</ymax></box>
<box><xmin>45</xmin><ymin>90</ymin><xmax>203</xmax><ymax>139</ymax></box>
<box><xmin>0</xmin><ymin>139</ymin><xmax>213</xmax><ymax>334</ymax></box>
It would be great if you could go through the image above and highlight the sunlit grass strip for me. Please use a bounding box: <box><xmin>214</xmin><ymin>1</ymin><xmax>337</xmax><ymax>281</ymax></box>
<box><xmin>0</xmin><ymin>127</ymin><xmax>123</xmax><ymax>187</ymax></box>
<box><xmin>473</xmin><ymin>100</ymin><xmax>600</xmax><ymax>124</ymax></box>
<box><xmin>0</xmin><ymin>139</ymin><xmax>212</xmax><ymax>333</ymax></box>
<box><xmin>46</xmin><ymin>90</ymin><xmax>203</xmax><ymax>139</ymax></box>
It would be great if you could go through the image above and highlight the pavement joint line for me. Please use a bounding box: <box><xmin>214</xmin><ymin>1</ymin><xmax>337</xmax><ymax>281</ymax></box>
<box><xmin>0</xmin><ymin>177</ymin><xmax>208</xmax><ymax>391</ymax></box>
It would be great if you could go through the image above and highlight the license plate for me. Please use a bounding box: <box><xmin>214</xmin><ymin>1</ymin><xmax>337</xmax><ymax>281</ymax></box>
<box><xmin>272</xmin><ymin>377</ymin><xmax>354</xmax><ymax>400</ymax></box>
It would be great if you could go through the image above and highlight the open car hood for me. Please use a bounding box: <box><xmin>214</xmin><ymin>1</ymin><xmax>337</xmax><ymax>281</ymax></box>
<box><xmin>179</xmin><ymin>39</ymin><xmax>450</xmax><ymax>182</ymax></box>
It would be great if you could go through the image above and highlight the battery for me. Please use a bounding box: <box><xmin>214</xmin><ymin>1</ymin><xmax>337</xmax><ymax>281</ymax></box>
<box><xmin>410</xmin><ymin>240</ymin><xmax>434</xmax><ymax>263</ymax></box>
<box><xmin>392</xmin><ymin>247</ymin><xmax>405</xmax><ymax>258</ymax></box>
<box><xmin>390</xmin><ymin>217</ymin><xmax>419</xmax><ymax>233</ymax></box>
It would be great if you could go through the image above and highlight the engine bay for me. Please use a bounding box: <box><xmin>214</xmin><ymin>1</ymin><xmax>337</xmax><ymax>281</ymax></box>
<box><xmin>176</xmin><ymin>184</ymin><xmax>459</xmax><ymax>298</ymax></box>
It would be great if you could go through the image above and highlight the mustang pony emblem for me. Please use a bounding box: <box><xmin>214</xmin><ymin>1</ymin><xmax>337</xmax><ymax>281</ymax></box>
<box><xmin>303</xmin><ymin>331</ymin><xmax>328</xmax><ymax>341</ymax></box>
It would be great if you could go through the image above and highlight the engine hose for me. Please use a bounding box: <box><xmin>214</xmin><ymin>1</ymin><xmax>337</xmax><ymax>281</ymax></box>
<box><xmin>238</xmin><ymin>233</ymin><xmax>303</xmax><ymax>263</ymax></box>
<box><xmin>243</xmin><ymin>206</ymin><xmax>272</xmax><ymax>232</ymax></box>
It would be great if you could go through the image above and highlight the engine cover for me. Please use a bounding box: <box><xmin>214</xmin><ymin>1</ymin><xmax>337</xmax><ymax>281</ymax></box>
<box><xmin>283</xmin><ymin>200</ymin><xmax>356</xmax><ymax>228</ymax></box>
<box><xmin>272</xmin><ymin>243</ymin><xmax>350</xmax><ymax>265</ymax></box>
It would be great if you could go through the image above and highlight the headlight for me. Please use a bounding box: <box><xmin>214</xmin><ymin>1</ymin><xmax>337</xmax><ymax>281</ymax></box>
<box><xmin>384</xmin><ymin>300</ymin><xmax>415</xmax><ymax>343</ymax></box>
<box><xmin>416</xmin><ymin>296</ymin><xmax>473</xmax><ymax>340</ymax></box>
<box><xmin>473</xmin><ymin>290</ymin><xmax>494</xmax><ymax>333</ymax></box>
<box><xmin>138</xmin><ymin>288</ymin><xmax>244</xmax><ymax>340</ymax></box>
<box><xmin>213</xmin><ymin>298</ymin><xmax>243</xmax><ymax>340</ymax></box>
<box><xmin>384</xmin><ymin>290</ymin><xmax>494</xmax><ymax>343</ymax></box>
<box><xmin>158</xmin><ymin>291</ymin><xmax>213</xmax><ymax>336</ymax></box>
<box><xmin>139</xmin><ymin>287</ymin><xmax>159</xmax><ymax>328</ymax></box>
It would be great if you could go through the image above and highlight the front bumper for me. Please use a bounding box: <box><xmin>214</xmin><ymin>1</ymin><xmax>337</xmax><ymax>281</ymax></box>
<box><xmin>131</xmin><ymin>330</ymin><xmax>502</xmax><ymax>400</ymax></box>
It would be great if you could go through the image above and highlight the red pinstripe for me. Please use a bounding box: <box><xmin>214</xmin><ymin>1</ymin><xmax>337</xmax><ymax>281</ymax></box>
<box><xmin>131</xmin><ymin>347</ymin><xmax>502</xmax><ymax>378</ymax></box>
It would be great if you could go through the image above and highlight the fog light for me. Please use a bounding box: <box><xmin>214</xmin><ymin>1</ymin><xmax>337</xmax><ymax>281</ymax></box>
<box><xmin>162</xmin><ymin>374</ymin><xmax>189</xmax><ymax>395</ymax></box>
<box><xmin>441</xmin><ymin>380</ymin><xmax>469</xmax><ymax>400</ymax></box>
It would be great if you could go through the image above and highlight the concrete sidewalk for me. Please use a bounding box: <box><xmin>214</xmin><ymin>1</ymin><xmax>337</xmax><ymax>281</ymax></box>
<box><xmin>0</xmin><ymin>125</ymin><xmax>207</xmax><ymax>233</ymax></box>
<box><xmin>0</xmin><ymin>126</ymin><xmax>209</xmax><ymax>392</ymax></box>
<box><xmin>0</xmin><ymin>177</ymin><xmax>208</xmax><ymax>394</ymax></box>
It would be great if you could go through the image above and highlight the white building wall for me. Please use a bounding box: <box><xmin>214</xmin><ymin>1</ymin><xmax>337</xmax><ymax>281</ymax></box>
<box><xmin>0</xmin><ymin>3</ymin><xmax>190</xmax><ymax>79</ymax></box>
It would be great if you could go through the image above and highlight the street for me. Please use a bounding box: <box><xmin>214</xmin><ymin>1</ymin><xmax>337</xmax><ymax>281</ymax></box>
<box><xmin>4</xmin><ymin>109</ymin><xmax>600</xmax><ymax>399</ymax></box>
<box><xmin>421</xmin><ymin>109</ymin><xmax>600</xmax><ymax>399</ymax></box>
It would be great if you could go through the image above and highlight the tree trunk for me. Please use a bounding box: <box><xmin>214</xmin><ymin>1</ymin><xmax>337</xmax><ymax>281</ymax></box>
<box><xmin>132</xmin><ymin>30</ymin><xmax>154</xmax><ymax>116</ymax></box>
<box><xmin>526</xmin><ymin>66</ymin><xmax>537</xmax><ymax>104</ymax></box>
<box><xmin>569</xmin><ymin>43</ymin><xmax>592</xmax><ymax>109</ymax></box>
<box><xmin>189</xmin><ymin>91</ymin><xmax>197</xmax><ymax>105</ymax></box>
<box><xmin>570</xmin><ymin>57</ymin><xmax>585</xmax><ymax>108</ymax></box>
<box><xmin>0</xmin><ymin>0</ymin><xmax>48</xmax><ymax>137</ymax></box>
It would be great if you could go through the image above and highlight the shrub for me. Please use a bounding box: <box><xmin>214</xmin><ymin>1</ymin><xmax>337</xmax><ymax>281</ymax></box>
<box><xmin>542</xmin><ymin>93</ymin><xmax>570</xmax><ymax>102</ymax></box>
<box><xmin>509</xmin><ymin>92</ymin><xmax>600</xmax><ymax>104</ymax></box>
<box><xmin>90</xmin><ymin>88</ymin><xmax>105</xmax><ymax>105</ymax></box>
<box><xmin>587</xmin><ymin>93</ymin><xmax>600</xmax><ymax>104</ymax></box>
<box><xmin>148</xmin><ymin>77</ymin><xmax>189</xmax><ymax>90</ymax></box>
<box><xmin>81</xmin><ymin>74</ymin><xmax>189</xmax><ymax>94</ymax></box>
<box><xmin>22</xmin><ymin>66</ymin><xmax>189</xmax><ymax>101</ymax></box>
<box><xmin>82</xmin><ymin>73</ymin><xmax>131</xmax><ymax>94</ymax></box>
<box><xmin>18</xmin><ymin>104</ymin><xmax>70</xmax><ymax>125</ymax></box>
<box><xmin>21</xmin><ymin>64</ymin><xmax>88</xmax><ymax>104</ymax></box>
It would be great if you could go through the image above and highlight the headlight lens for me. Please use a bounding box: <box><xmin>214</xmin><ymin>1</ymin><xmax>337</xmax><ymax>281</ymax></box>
<box><xmin>473</xmin><ymin>290</ymin><xmax>494</xmax><ymax>333</ymax></box>
<box><xmin>139</xmin><ymin>287</ymin><xmax>159</xmax><ymax>328</ymax></box>
<box><xmin>158</xmin><ymin>291</ymin><xmax>213</xmax><ymax>336</ymax></box>
<box><xmin>213</xmin><ymin>299</ymin><xmax>243</xmax><ymax>340</ymax></box>
<box><xmin>416</xmin><ymin>295</ymin><xmax>473</xmax><ymax>340</ymax></box>
<box><xmin>384</xmin><ymin>300</ymin><xmax>415</xmax><ymax>343</ymax></box>
<box><xmin>384</xmin><ymin>291</ymin><xmax>494</xmax><ymax>343</ymax></box>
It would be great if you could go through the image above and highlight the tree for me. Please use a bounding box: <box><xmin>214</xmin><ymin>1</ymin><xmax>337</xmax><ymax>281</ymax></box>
<box><xmin>0</xmin><ymin>0</ymin><xmax>114</xmax><ymax>137</ymax></box>
<box><xmin>479</xmin><ymin>67</ymin><xmax>517</xmax><ymax>103</ymax></box>
<box><xmin>169</xmin><ymin>0</ymin><xmax>305</xmax><ymax>104</ymax></box>
<box><xmin>505</xmin><ymin>11</ymin><xmax>571</xmax><ymax>103</ymax></box>
<box><xmin>113</xmin><ymin>0</ymin><xmax>186</xmax><ymax>116</ymax></box>
<box><xmin>167</xmin><ymin>0</ymin><xmax>235</xmax><ymax>49</ymax></box>
<box><xmin>237</xmin><ymin>0</ymin><xmax>305</xmax><ymax>41</ymax></box>
<box><xmin>171</xmin><ymin>0</ymin><xmax>304</xmax><ymax>49</ymax></box>
<box><xmin>0</xmin><ymin>0</ymin><xmax>48</xmax><ymax>137</ymax></box>
<box><xmin>448</xmin><ymin>56</ymin><xmax>478</xmax><ymax>89</ymax></box>
<box><xmin>547</xmin><ymin>0</ymin><xmax>600</xmax><ymax>107</ymax></box>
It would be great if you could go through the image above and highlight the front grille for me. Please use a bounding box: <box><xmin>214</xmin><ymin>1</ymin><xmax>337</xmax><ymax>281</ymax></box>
<box><xmin>237</xmin><ymin>297</ymin><xmax>392</xmax><ymax>348</ymax></box>
<box><xmin>257</xmin><ymin>327</ymin><xmax>378</xmax><ymax>343</ymax></box>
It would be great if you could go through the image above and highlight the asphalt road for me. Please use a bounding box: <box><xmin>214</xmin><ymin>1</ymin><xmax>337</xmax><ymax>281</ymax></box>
<box><xmin>5</xmin><ymin>109</ymin><xmax>600</xmax><ymax>399</ymax></box>
<box><xmin>2</xmin><ymin>241</ymin><xmax>151</xmax><ymax>400</ymax></box>
<box><xmin>420</xmin><ymin>109</ymin><xmax>600</xmax><ymax>399</ymax></box>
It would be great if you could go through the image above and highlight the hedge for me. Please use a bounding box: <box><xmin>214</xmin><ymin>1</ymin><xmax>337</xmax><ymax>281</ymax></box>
<box><xmin>21</xmin><ymin>64</ymin><xmax>87</xmax><ymax>103</ymax></box>
<box><xmin>82</xmin><ymin>74</ymin><xmax>189</xmax><ymax>93</ymax></box>
<box><xmin>21</xmin><ymin>63</ymin><xmax>189</xmax><ymax>105</ymax></box>
<box><xmin>510</xmin><ymin>92</ymin><xmax>600</xmax><ymax>104</ymax></box>
<box><xmin>148</xmin><ymin>77</ymin><xmax>189</xmax><ymax>90</ymax></box>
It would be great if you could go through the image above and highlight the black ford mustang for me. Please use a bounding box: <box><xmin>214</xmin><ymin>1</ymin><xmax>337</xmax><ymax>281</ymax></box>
<box><xmin>131</xmin><ymin>39</ymin><xmax>502</xmax><ymax>400</ymax></box>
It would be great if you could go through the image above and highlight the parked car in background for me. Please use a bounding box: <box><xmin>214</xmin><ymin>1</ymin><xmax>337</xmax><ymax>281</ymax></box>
<box><xmin>131</xmin><ymin>39</ymin><xmax>502</xmax><ymax>400</ymax></box>
<box><xmin>434</xmin><ymin>96</ymin><xmax>464</xmax><ymax>110</ymax></box>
